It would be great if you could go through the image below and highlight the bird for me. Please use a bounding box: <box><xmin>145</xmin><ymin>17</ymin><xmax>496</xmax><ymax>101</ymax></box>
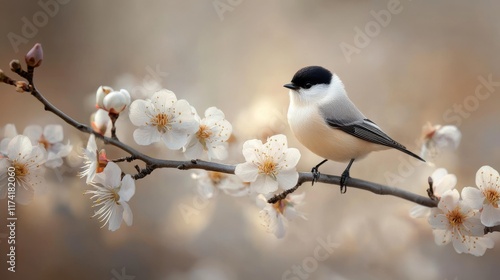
<box><xmin>284</xmin><ymin>66</ymin><xmax>424</xmax><ymax>193</ymax></box>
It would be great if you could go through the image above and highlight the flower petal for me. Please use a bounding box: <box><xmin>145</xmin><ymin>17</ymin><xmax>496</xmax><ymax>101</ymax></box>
<box><xmin>133</xmin><ymin>126</ymin><xmax>160</xmax><ymax>145</ymax></box>
<box><xmin>108</xmin><ymin>204</ymin><xmax>124</xmax><ymax>231</ymax></box>
<box><xmin>438</xmin><ymin>189</ymin><xmax>459</xmax><ymax>212</ymax></box>
<box><xmin>480</xmin><ymin>204</ymin><xmax>500</xmax><ymax>227</ymax></box>
<box><xmin>461</xmin><ymin>187</ymin><xmax>484</xmax><ymax>210</ymax></box>
<box><xmin>476</xmin><ymin>165</ymin><xmax>500</xmax><ymax>191</ymax></box>
<box><xmin>252</xmin><ymin>174</ymin><xmax>278</xmax><ymax>194</ymax></box>
<box><xmin>119</xmin><ymin>175</ymin><xmax>135</xmax><ymax>202</ymax></box>
<box><xmin>7</xmin><ymin>135</ymin><xmax>33</xmax><ymax>160</ymax></box>
<box><xmin>428</xmin><ymin>212</ymin><xmax>449</xmax><ymax>230</ymax></box>
<box><xmin>241</xmin><ymin>139</ymin><xmax>262</xmax><ymax>162</ymax></box>
<box><xmin>281</xmin><ymin>148</ymin><xmax>300</xmax><ymax>170</ymax></box>
<box><xmin>43</xmin><ymin>125</ymin><xmax>64</xmax><ymax>143</ymax></box>
<box><xmin>434</xmin><ymin>174</ymin><xmax>457</xmax><ymax>195</ymax></box>
<box><xmin>103</xmin><ymin>162</ymin><xmax>122</xmax><ymax>188</ymax></box>
<box><xmin>276</xmin><ymin>169</ymin><xmax>299</xmax><ymax>190</ymax></box>
<box><xmin>129</xmin><ymin>99</ymin><xmax>153</xmax><ymax>126</ymax></box>
<box><xmin>121</xmin><ymin>201</ymin><xmax>133</xmax><ymax>226</ymax></box>
<box><xmin>161</xmin><ymin>129</ymin><xmax>190</xmax><ymax>150</ymax></box>
<box><xmin>23</xmin><ymin>125</ymin><xmax>43</xmax><ymax>145</ymax></box>
<box><xmin>432</xmin><ymin>229</ymin><xmax>451</xmax><ymax>245</ymax></box>
<box><xmin>234</xmin><ymin>162</ymin><xmax>259</xmax><ymax>182</ymax></box>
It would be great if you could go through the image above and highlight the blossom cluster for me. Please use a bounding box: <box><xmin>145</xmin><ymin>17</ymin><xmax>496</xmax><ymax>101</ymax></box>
<box><xmin>0</xmin><ymin>124</ymin><xmax>72</xmax><ymax>204</ymax></box>
<box><xmin>412</xmin><ymin>166</ymin><xmax>500</xmax><ymax>256</ymax></box>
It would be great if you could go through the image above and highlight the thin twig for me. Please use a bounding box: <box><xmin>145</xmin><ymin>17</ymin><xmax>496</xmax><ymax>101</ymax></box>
<box><xmin>3</xmin><ymin>73</ymin><xmax>439</xmax><ymax>208</ymax></box>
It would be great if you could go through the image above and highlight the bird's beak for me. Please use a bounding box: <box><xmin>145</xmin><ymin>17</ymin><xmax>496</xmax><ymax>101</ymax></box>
<box><xmin>283</xmin><ymin>83</ymin><xmax>300</xmax><ymax>90</ymax></box>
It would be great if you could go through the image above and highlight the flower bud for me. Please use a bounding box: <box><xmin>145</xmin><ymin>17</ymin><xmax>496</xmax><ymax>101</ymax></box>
<box><xmin>95</xmin><ymin>86</ymin><xmax>113</xmax><ymax>109</ymax></box>
<box><xmin>91</xmin><ymin>109</ymin><xmax>111</xmax><ymax>135</ymax></box>
<box><xmin>15</xmin><ymin>81</ymin><xmax>29</xmax><ymax>92</ymax></box>
<box><xmin>103</xmin><ymin>89</ymin><xmax>131</xmax><ymax>114</ymax></box>
<box><xmin>9</xmin><ymin>59</ymin><xmax>21</xmax><ymax>72</ymax></box>
<box><xmin>25</xmin><ymin>43</ymin><xmax>43</xmax><ymax>68</ymax></box>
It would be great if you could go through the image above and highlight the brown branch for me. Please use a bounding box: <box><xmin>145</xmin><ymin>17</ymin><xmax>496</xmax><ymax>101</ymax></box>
<box><xmin>2</xmin><ymin>64</ymin><xmax>438</xmax><ymax>209</ymax></box>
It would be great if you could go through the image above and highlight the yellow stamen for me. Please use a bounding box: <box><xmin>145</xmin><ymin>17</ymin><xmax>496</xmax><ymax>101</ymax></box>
<box><xmin>38</xmin><ymin>135</ymin><xmax>51</xmax><ymax>150</ymax></box>
<box><xmin>153</xmin><ymin>113</ymin><xmax>169</xmax><ymax>133</ymax></box>
<box><xmin>13</xmin><ymin>161</ymin><xmax>28</xmax><ymax>177</ymax></box>
<box><xmin>484</xmin><ymin>189</ymin><xmax>500</xmax><ymax>208</ymax></box>
<box><xmin>446</xmin><ymin>207</ymin><xmax>465</xmax><ymax>227</ymax></box>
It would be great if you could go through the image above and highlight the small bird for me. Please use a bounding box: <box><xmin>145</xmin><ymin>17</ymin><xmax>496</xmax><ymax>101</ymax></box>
<box><xmin>284</xmin><ymin>66</ymin><xmax>424</xmax><ymax>192</ymax></box>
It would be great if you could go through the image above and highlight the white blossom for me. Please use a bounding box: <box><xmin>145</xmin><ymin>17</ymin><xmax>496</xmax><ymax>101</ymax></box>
<box><xmin>420</xmin><ymin>123</ymin><xmax>461</xmax><ymax>160</ymax></box>
<box><xmin>23</xmin><ymin>124</ymin><xmax>72</xmax><ymax>169</ymax></box>
<box><xmin>256</xmin><ymin>193</ymin><xmax>306</xmax><ymax>239</ymax></box>
<box><xmin>191</xmin><ymin>170</ymin><xmax>250</xmax><ymax>199</ymax></box>
<box><xmin>129</xmin><ymin>89</ymin><xmax>198</xmax><ymax>149</ymax></box>
<box><xmin>79</xmin><ymin>134</ymin><xmax>108</xmax><ymax>184</ymax></box>
<box><xmin>235</xmin><ymin>134</ymin><xmax>300</xmax><ymax>194</ymax></box>
<box><xmin>462</xmin><ymin>165</ymin><xmax>500</xmax><ymax>227</ymax></box>
<box><xmin>0</xmin><ymin>135</ymin><xmax>45</xmax><ymax>204</ymax></box>
<box><xmin>410</xmin><ymin>168</ymin><xmax>457</xmax><ymax>218</ymax></box>
<box><xmin>183</xmin><ymin>107</ymin><xmax>232</xmax><ymax>161</ymax></box>
<box><xmin>428</xmin><ymin>189</ymin><xmax>493</xmax><ymax>256</ymax></box>
<box><xmin>85</xmin><ymin>162</ymin><xmax>135</xmax><ymax>231</ymax></box>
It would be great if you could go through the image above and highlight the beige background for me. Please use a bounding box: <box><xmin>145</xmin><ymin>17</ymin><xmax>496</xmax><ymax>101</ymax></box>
<box><xmin>1</xmin><ymin>1</ymin><xmax>500</xmax><ymax>279</ymax></box>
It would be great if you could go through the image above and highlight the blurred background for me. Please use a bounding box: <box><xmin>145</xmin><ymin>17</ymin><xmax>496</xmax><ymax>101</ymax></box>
<box><xmin>1</xmin><ymin>1</ymin><xmax>500</xmax><ymax>279</ymax></box>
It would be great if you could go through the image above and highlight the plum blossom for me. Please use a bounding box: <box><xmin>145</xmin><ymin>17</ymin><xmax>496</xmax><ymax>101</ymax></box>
<box><xmin>79</xmin><ymin>134</ymin><xmax>108</xmax><ymax>184</ymax></box>
<box><xmin>428</xmin><ymin>189</ymin><xmax>493</xmax><ymax>256</ymax></box>
<box><xmin>191</xmin><ymin>170</ymin><xmax>250</xmax><ymax>199</ymax></box>
<box><xmin>410</xmin><ymin>168</ymin><xmax>457</xmax><ymax>218</ymax></box>
<box><xmin>256</xmin><ymin>193</ymin><xmax>306</xmax><ymax>238</ymax></box>
<box><xmin>129</xmin><ymin>89</ymin><xmax>198</xmax><ymax>149</ymax></box>
<box><xmin>0</xmin><ymin>135</ymin><xmax>45</xmax><ymax>204</ymax></box>
<box><xmin>85</xmin><ymin>162</ymin><xmax>135</xmax><ymax>231</ymax></box>
<box><xmin>420</xmin><ymin>122</ymin><xmax>461</xmax><ymax>160</ymax></box>
<box><xmin>235</xmin><ymin>134</ymin><xmax>300</xmax><ymax>194</ymax></box>
<box><xmin>23</xmin><ymin>124</ymin><xmax>72</xmax><ymax>169</ymax></box>
<box><xmin>183</xmin><ymin>107</ymin><xmax>232</xmax><ymax>161</ymax></box>
<box><xmin>462</xmin><ymin>165</ymin><xmax>500</xmax><ymax>227</ymax></box>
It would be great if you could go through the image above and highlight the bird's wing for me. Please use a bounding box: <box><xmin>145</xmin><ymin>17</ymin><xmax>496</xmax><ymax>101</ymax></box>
<box><xmin>326</xmin><ymin>118</ymin><xmax>425</xmax><ymax>161</ymax></box>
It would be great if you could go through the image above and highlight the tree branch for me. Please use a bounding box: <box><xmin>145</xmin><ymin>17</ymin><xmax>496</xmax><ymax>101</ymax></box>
<box><xmin>2</xmin><ymin>66</ymin><xmax>437</xmax><ymax>209</ymax></box>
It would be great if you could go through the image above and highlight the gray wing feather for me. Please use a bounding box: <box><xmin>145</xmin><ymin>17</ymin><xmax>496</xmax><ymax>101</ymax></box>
<box><xmin>326</xmin><ymin>118</ymin><xmax>425</xmax><ymax>161</ymax></box>
<box><xmin>319</xmin><ymin>94</ymin><xmax>424</xmax><ymax>161</ymax></box>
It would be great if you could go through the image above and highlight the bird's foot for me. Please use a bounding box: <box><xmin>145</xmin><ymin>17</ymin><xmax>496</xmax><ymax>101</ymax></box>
<box><xmin>340</xmin><ymin>170</ymin><xmax>350</xmax><ymax>194</ymax></box>
<box><xmin>311</xmin><ymin>159</ymin><xmax>328</xmax><ymax>186</ymax></box>
<box><xmin>311</xmin><ymin>166</ymin><xmax>321</xmax><ymax>186</ymax></box>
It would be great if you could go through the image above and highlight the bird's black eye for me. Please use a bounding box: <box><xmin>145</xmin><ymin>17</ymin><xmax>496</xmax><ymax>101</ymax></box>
<box><xmin>304</xmin><ymin>83</ymin><xmax>312</xmax><ymax>89</ymax></box>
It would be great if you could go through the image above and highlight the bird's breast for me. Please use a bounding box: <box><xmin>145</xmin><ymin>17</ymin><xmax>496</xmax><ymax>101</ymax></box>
<box><xmin>287</xmin><ymin>104</ymin><xmax>384</xmax><ymax>162</ymax></box>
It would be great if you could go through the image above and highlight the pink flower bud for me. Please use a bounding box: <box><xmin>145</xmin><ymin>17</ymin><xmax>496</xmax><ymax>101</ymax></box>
<box><xmin>95</xmin><ymin>86</ymin><xmax>113</xmax><ymax>109</ymax></box>
<box><xmin>25</xmin><ymin>43</ymin><xmax>43</xmax><ymax>68</ymax></box>
<box><xmin>103</xmin><ymin>89</ymin><xmax>131</xmax><ymax>114</ymax></box>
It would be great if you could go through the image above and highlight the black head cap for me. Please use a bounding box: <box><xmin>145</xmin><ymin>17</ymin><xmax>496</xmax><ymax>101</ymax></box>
<box><xmin>285</xmin><ymin>66</ymin><xmax>333</xmax><ymax>90</ymax></box>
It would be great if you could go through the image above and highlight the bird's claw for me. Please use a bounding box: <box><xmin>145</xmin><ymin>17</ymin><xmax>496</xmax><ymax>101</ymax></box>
<box><xmin>311</xmin><ymin>166</ymin><xmax>320</xmax><ymax>186</ymax></box>
<box><xmin>340</xmin><ymin>170</ymin><xmax>350</xmax><ymax>194</ymax></box>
